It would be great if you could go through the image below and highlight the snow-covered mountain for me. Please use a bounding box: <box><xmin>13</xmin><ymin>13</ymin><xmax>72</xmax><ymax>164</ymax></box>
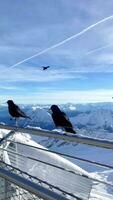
<box><xmin>1</xmin><ymin>102</ymin><xmax>113</xmax><ymax>140</ymax></box>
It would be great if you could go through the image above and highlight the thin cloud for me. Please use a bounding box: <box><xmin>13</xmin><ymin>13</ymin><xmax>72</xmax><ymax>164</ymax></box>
<box><xmin>3</xmin><ymin>89</ymin><xmax>113</xmax><ymax>104</ymax></box>
<box><xmin>7</xmin><ymin>15</ymin><xmax>113</xmax><ymax>70</ymax></box>
<box><xmin>0</xmin><ymin>67</ymin><xmax>82</xmax><ymax>83</ymax></box>
<box><xmin>32</xmin><ymin>89</ymin><xmax>113</xmax><ymax>104</ymax></box>
<box><xmin>86</xmin><ymin>42</ymin><xmax>113</xmax><ymax>55</ymax></box>
<box><xmin>0</xmin><ymin>86</ymin><xmax>22</xmax><ymax>90</ymax></box>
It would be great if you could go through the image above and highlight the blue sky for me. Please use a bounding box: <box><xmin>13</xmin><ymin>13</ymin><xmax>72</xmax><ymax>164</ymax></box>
<box><xmin>1</xmin><ymin>0</ymin><xmax>113</xmax><ymax>104</ymax></box>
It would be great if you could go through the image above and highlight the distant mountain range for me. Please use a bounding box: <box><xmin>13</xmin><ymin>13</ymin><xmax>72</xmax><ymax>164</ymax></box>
<box><xmin>1</xmin><ymin>102</ymin><xmax>113</xmax><ymax>141</ymax></box>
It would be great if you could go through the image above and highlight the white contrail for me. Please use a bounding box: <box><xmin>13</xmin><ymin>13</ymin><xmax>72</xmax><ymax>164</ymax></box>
<box><xmin>8</xmin><ymin>15</ymin><xmax>113</xmax><ymax>69</ymax></box>
<box><xmin>86</xmin><ymin>42</ymin><xmax>113</xmax><ymax>55</ymax></box>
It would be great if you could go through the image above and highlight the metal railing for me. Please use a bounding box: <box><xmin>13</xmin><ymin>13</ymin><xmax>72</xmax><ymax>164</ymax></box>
<box><xmin>0</xmin><ymin>124</ymin><xmax>113</xmax><ymax>200</ymax></box>
<box><xmin>0</xmin><ymin>161</ymin><xmax>69</xmax><ymax>200</ymax></box>
<box><xmin>0</xmin><ymin>124</ymin><xmax>113</xmax><ymax>149</ymax></box>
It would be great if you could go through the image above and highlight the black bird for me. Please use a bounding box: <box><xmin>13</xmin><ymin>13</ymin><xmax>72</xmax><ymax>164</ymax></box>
<box><xmin>7</xmin><ymin>100</ymin><xmax>31</xmax><ymax>120</ymax></box>
<box><xmin>42</xmin><ymin>66</ymin><xmax>50</xmax><ymax>70</ymax></box>
<box><xmin>50</xmin><ymin>105</ymin><xmax>76</xmax><ymax>134</ymax></box>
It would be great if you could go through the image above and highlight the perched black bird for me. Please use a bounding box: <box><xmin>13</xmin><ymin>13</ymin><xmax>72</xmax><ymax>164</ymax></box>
<box><xmin>50</xmin><ymin>105</ymin><xmax>76</xmax><ymax>134</ymax></box>
<box><xmin>7</xmin><ymin>100</ymin><xmax>31</xmax><ymax>120</ymax></box>
<box><xmin>42</xmin><ymin>66</ymin><xmax>50</xmax><ymax>70</ymax></box>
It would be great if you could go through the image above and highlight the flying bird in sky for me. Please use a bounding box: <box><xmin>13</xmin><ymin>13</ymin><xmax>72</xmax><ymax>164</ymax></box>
<box><xmin>42</xmin><ymin>66</ymin><xmax>50</xmax><ymax>70</ymax></box>
<box><xmin>7</xmin><ymin>100</ymin><xmax>31</xmax><ymax>121</ymax></box>
<box><xmin>49</xmin><ymin>105</ymin><xmax>76</xmax><ymax>134</ymax></box>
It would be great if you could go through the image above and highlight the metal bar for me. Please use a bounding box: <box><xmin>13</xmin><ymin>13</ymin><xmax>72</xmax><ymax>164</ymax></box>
<box><xmin>0</xmin><ymin>167</ymin><xmax>68</xmax><ymax>200</ymax></box>
<box><xmin>0</xmin><ymin>160</ymin><xmax>82</xmax><ymax>199</ymax></box>
<box><xmin>0</xmin><ymin>147</ymin><xmax>88</xmax><ymax>178</ymax></box>
<box><xmin>0</xmin><ymin>130</ymin><xmax>16</xmax><ymax>146</ymax></box>
<box><xmin>1</xmin><ymin>147</ymin><xmax>113</xmax><ymax>188</ymax></box>
<box><xmin>0</xmin><ymin>124</ymin><xmax>113</xmax><ymax>149</ymax></box>
<box><xmin>7</xmin><ymin>140</ymin><xmax>113</xmax><ymax>170</ymax></box>
<box><xmin>1</xmin><ymin>137</ymin><xmax>113</xmax><ymax>170</ymax></box>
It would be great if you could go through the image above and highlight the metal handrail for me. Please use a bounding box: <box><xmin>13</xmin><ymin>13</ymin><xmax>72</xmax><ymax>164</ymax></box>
<box><xmin>0</xmin><ymin>130</ymin><xmax>16</xmax><ymax>145</ymax></box>
<box><xmin>1</xmin><ymin>147</ymin><xmax>113</xmax><ymax>188</ymax></box>
<box><xmin>0</xmin><ymin>124</ymin><xmax>113</xmax><ymax>149</ymax></box>
<box><xmin>0</xmin><ymin>167</ymin><xmax>68</xmax><ymax>200</ymax></box>
<box><xmin>0</xmin><ymin>126</ymin><xmax>91</xmax><ymax>200</ymax></box>
<box><xmin>0</xmin><ymin>147</ymin><xmax>88</xmax><ymax>178</ymax></box>
<box><xmin>0</xmin><ymin>161</ymin><xmax>82</xmax><ymax>199</ymax></box>
<box><xmin>0</xmin><ymin>125</ymin><xmax>113</xmax><ymax>199</ymax></box>
<box><xmin>5</xmin><ymin>139</ymin><xmax>113</xmax><ymax>170</ymax></box>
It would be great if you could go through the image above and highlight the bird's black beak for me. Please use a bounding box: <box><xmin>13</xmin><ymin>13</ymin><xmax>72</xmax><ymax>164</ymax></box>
<box><xmin>48</xmin><ymin>109</ymin><xmax>52</xmax><ymax>114</ymax></box>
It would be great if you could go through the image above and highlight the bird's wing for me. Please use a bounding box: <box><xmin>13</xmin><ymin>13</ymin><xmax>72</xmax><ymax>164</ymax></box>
<box><xmin>62</xmin><ymin>111</ymin><xmax>74</xmax><ymax>127</ymax></box>
<box><xmin>62</xmin><ymin>112</ymin><xmax>76</xmax><ymax>133</ymax></box>
<box><xmin>16</xmin><ymin>105</ymin><xmax>28</xmax><ymax>117</ymax></box>
<box><xmin>62</xmin><ymin>112</ymin><xmax>70</xmax><ymax>121</ymax></box>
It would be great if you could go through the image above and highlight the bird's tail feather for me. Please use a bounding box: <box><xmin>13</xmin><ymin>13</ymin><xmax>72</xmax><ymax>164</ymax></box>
<box><xmin>64</xmin><ymin>127</ymin><xmax>76</xmax><ymax>134</ymax></box>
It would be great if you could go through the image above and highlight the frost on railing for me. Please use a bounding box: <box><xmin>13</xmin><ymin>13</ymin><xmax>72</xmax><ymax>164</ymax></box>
<box><xmin>0</xmin><ymin>153</ymin><xmax>77</xmax><ymax>200</ymax></box>
<box><xmin>0</xmin><ymin>161</ymin><xmax>69</xmax><ymax>200</ymax></box>
<box><xmin>0</xmin><ymin>162</ymin><xmax>38</xmax><ymax>200</ymax></box>
<box><xmin>0</xmin><ymin>177</ymin><xmax>39</xmax><ymax>200</ymax></box>
<box><xmin>0</xmin><ymin>129</ymin><xmax>87</xmax><ymax>200</ymax></box>
<box><xmin>0</xmin><ymin>140</ymin><xmax>91</xmax><ymax>200</ymax></box>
